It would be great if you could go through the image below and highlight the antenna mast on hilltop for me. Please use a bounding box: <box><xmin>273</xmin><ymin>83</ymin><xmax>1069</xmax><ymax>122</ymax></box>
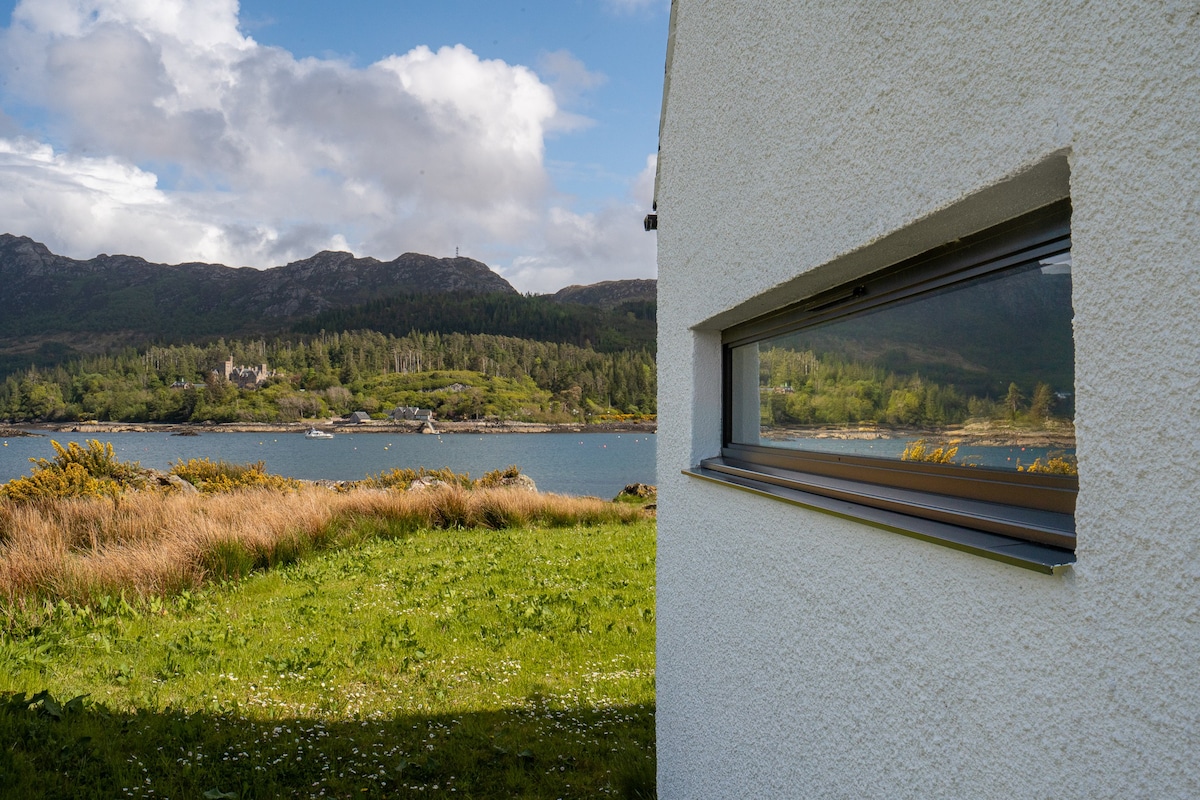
<box><xmin>455</xmin><ymin>246</ymin><xmax>459</xmax><ymax>257</ymax></box>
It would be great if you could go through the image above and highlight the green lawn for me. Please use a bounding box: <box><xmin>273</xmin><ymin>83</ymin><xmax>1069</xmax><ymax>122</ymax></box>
<box><xmin>0</xmin><ymin>521</ymin><xmax>656</xmax><ymax>799</ymax></box>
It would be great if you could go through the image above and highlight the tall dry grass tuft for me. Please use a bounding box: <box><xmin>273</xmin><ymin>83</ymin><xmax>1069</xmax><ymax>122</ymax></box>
<box><xmin>335</xmin><ymin>486</ymin><xmax>645</xmax><ymax>531</ymax></box>
<box><xmin>0</xmin><ymin>489</ymin><xmax>340</xmax><ymax>606</ymax></box>
<box><xmin>0</xmin><ymin>486</ymin><xmax>649</xmax><ymax>609</ymax></box>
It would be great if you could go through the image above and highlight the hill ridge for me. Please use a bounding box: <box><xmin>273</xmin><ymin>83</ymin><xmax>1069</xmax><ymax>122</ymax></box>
<box><xmin>0</xmin><ymin>234</ymin><xmax>517</xmax><ymax>338</ymax></box>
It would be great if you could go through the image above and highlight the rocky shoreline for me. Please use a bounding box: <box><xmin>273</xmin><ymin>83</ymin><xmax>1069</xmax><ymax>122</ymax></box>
<box><xmin>10</xmin><ymin>419</ymin><xmax>657</xmax><ymax>436</ymax></box>
<box><xmin>0</xmin><ymin>426</ymin><xmax>42</xmax><ymax>437</ymax></box>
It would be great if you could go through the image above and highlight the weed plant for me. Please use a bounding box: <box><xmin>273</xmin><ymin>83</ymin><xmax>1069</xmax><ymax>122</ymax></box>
<box><xmin>0</xmin><ymin>521</ymin><xmax>656</xmax><ymax>798</ymax></box>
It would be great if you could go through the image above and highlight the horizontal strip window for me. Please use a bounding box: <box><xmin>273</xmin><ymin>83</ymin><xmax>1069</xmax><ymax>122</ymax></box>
<box><xmin>707</xmin><ymin>200</ymin><xmax>1077</xmax><ymax>569</ymax></box>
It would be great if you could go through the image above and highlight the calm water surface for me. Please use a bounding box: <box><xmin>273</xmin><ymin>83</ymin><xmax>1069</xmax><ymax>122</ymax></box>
<box><xmin>0</xmin><ymin>431</ymin><xmax>657</xmax><ymax>499</ymax></box>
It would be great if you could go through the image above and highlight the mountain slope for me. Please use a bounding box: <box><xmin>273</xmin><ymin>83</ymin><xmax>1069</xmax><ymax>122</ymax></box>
<box><xmin>292</xmin><ymin>290</ymin><xmax>656</xmax><ymax>353</ymax></box>
<box><xmin>0</xmin><ymin>235</ymin><xmax>517</xmax><ymax>339</ymax></box>
<box><xmin>550</xmin><ymin>279</ymin><xmax>656</xmax><ymax>310</ymax></box>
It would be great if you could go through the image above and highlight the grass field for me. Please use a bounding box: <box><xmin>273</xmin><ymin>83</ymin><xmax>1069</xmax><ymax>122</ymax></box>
<box><xmin>0</xmin><ymin>519</ymin><xmax>656</xmax><ymax>798</ymax></box>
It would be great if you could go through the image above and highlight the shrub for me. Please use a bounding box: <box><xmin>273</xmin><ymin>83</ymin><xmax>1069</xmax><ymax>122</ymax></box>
<box><xmin>0</xmin><ymin>440</ymin><xmax>145</xmax><ymax>503</ymax></box>
<box><xmin>34</xmin><ymin>440</ymin><xmax>142</xmax><ymax>481</ymax></box>
<box><xmin>0</xmin><ymin>461</ymin><xmax>113</xmax><ymax>504</ymax></box>
<box><xmin>476</xmin><ymin>465</ymin><xmax>522</xmax><ymax>488</ymax></box>
<box><xmin>353</xmin><ymin>467</ymin><xmax>420</xmax><ymax>491</ymax></box>
<box><xmin>350</xmin><ymin>466</ymin><xmax>474</xmax><ymax>492</ymax></box>
<box><xmin>900</xmin><ymin>439</ymin><xmax>960</xmax><ymax>464</ymax></box>
<box><xmin>1017</xmin><ymin>454</ymin><xmax>1079</xmax><ymax>475</ymax></box>
<box><xmin>168</xmin><ymin>458</ymin><xmax>301</xmax><ymax>493</ymax></box>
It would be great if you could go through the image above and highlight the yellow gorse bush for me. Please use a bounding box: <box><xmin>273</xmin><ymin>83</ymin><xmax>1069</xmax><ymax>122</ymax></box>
<box><xmin>0</xmin><ymin>440</ymin><xmax>145</xmax><ymax>503</ymax></box>
<box><xmin>33</xmin><ymin>440</ymin><xmax>143</xmax><ymax>481</ymax></box>
<box><xmin>900</xmin><ymin>438</ymin><xmax>1078</xmax><ymax>474</ymax></box>
<box><xmin>350</xmin><ymin>466</ymin><xmax>474</xmax><ymax>492</ymax></box>
<box><xmin>900</xmin><ymin>439</ymin><xmax>961</xmax><ymax>464</ymax></box>
<box><xmin>475</xmin><ymin>465</ymin><xmax>523</xmax><ymax>488</ymax></box>
<box><xmin>1</xmin><ymin>461</ymin><xmax>114</xmax><ymax>503</ymax></box>
<box><xmin>1017</xmin><ymin>455</ymin><xmax>1079</xmax><ymax>475</ymax></box>
<box><xmin>168</xmin><ymin>458</ymin><xmax>302</xmax><ymax>493</ymax></box>
<box><xmin>348</xmin><ymin>465</ymin><xmax>525</xmax><ymax>492</ymax></box>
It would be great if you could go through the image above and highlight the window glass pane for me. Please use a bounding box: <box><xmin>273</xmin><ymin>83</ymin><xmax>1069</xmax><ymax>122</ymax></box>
<box><xmin>730</xmin><ymin>252</ymin><xmax>1074</xmax><ymax>473</ymax></box>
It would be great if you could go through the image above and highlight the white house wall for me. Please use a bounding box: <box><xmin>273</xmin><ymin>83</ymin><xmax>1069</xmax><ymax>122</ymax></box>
<box><xmin>656</xmin><ymin>2</ymin><xmax>1200</xmax><ymax>797</ymax></box>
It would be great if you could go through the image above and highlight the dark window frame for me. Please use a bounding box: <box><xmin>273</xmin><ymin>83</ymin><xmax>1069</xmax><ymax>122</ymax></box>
<box><xmin>688</xmin><ymin>200</ymin><xmax>1077</xmax><ymax>573</ymax></box>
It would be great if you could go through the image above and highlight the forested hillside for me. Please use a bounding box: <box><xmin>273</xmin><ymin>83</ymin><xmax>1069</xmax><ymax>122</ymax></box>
<box><xmin>292</xmin><ymin>291</ymin><xmax>655</xmax><ymax>353</ymax></box>
<box><xmin>0</xmin><ymin>330</ymin><xmax>656</xmax><ymax>424</ymax></box>
<box><xmin>0</xmin><ymin>234</ymin><xmax>656</xmax><ymax>376</ymax></box>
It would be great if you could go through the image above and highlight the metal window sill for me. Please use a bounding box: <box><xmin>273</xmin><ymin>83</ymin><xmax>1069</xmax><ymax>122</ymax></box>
<box><xmin>683</xmin><ymin>463</ymin><xmax>1075</xmax><ymax>574</ymax></box>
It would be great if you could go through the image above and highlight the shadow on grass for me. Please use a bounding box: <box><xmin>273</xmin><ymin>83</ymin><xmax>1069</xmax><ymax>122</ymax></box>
<box><xmin>0</xmin><ymin>691</ymin><xmax>656</xmax><ymax>799</ymax></box>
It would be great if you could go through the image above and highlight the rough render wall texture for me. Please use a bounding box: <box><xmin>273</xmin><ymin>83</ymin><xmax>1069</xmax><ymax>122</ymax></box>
<box><xmin>656</xmin><ymin>2</ymin><xmax>1200</xmax><ymax>798</ymax></box>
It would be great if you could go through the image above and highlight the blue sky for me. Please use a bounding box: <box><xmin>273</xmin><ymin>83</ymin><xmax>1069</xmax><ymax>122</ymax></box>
<box><xmin>0</xmin><ymin>0</ymin><xmax>669</xmax><ymax>292</ymax></box>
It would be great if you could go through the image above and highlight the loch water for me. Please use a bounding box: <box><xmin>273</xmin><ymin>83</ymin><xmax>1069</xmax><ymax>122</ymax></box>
<box><xmin>767</xmin><ymin>436</ymin><xmax>1075</xmax><ymax>470</ymax></box>
<box><xmin>0</xmin><ymin>431</ymin><xmax>657</xmax><ymax>499</ymax></box>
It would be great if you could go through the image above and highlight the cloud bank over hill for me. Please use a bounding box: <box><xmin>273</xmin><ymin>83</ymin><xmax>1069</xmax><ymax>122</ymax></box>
<box><xmin>0</xmin><ymin>0</ymin><xmax>656</xmax><ymax>292</ymax></box>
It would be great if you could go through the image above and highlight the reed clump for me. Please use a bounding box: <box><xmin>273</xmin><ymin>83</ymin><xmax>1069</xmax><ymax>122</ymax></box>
<box><xmin>0</xmin><ymin>485</ymin><xmax>648</xmax><ymax>611</ymax></box>
<box><xmin>337</xmin><ymin>484</ymin><xmax>642</xmax><ymax>533</ymax></box>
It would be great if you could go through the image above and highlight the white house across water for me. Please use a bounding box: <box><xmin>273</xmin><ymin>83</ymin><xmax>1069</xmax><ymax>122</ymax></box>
<box><xmin>653</xmin><ymin>2</ymin><xmax>1199</xmax><ymax>797</ymax></box>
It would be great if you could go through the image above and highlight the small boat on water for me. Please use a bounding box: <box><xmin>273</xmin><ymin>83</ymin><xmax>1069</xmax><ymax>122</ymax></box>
<box><xmin>304</xmin><ymin>428</ymin><xmax>334</xmax><ymax>439</ymax></box>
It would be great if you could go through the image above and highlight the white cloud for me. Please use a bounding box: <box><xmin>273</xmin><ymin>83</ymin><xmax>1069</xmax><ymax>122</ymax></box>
<box><xmin>536</xmin><ymin>49</ymin><xmax>606</xmax><ymax>135</ymax></box>
<box><xmin>503</xmin><ymin>154</ymin><xmax>658</xmax><ymax>294</ymax></box>
<box><xmin>0</xmin><ymin>0</ymin><xmax>653</xmax><ymax>292</ymax></box>
<box><xmin>0</xmin><ymin>137</ymin><xmax>237</xmax><ymax>264</ymax></box>
<box><xmin>632</xmin><ymin>152</ymin><xmax>658</xmax><ymax>207</ymax></box>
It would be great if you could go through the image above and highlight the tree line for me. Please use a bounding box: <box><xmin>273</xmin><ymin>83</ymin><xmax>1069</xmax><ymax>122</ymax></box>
<box><xmin>292</xmin><ymin>291</ymin><xmax>656</xmax><ymax>353</ymax></box>
<box><xmin>758</xmin><ymin>347</ymin><xmax>1071</xmax><ymax>429</ymax></box>
<box><xmin>0</xmin><ymin>330</ymin><xmax>656</xmax><ymax>424</ymax></box>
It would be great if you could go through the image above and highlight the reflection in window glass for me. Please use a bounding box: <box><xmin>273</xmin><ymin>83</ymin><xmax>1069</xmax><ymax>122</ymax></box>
<box><xmin>729</xmin><ymin>253</ymin><xmax>1075</xmax><ymax>473</ymax></box>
